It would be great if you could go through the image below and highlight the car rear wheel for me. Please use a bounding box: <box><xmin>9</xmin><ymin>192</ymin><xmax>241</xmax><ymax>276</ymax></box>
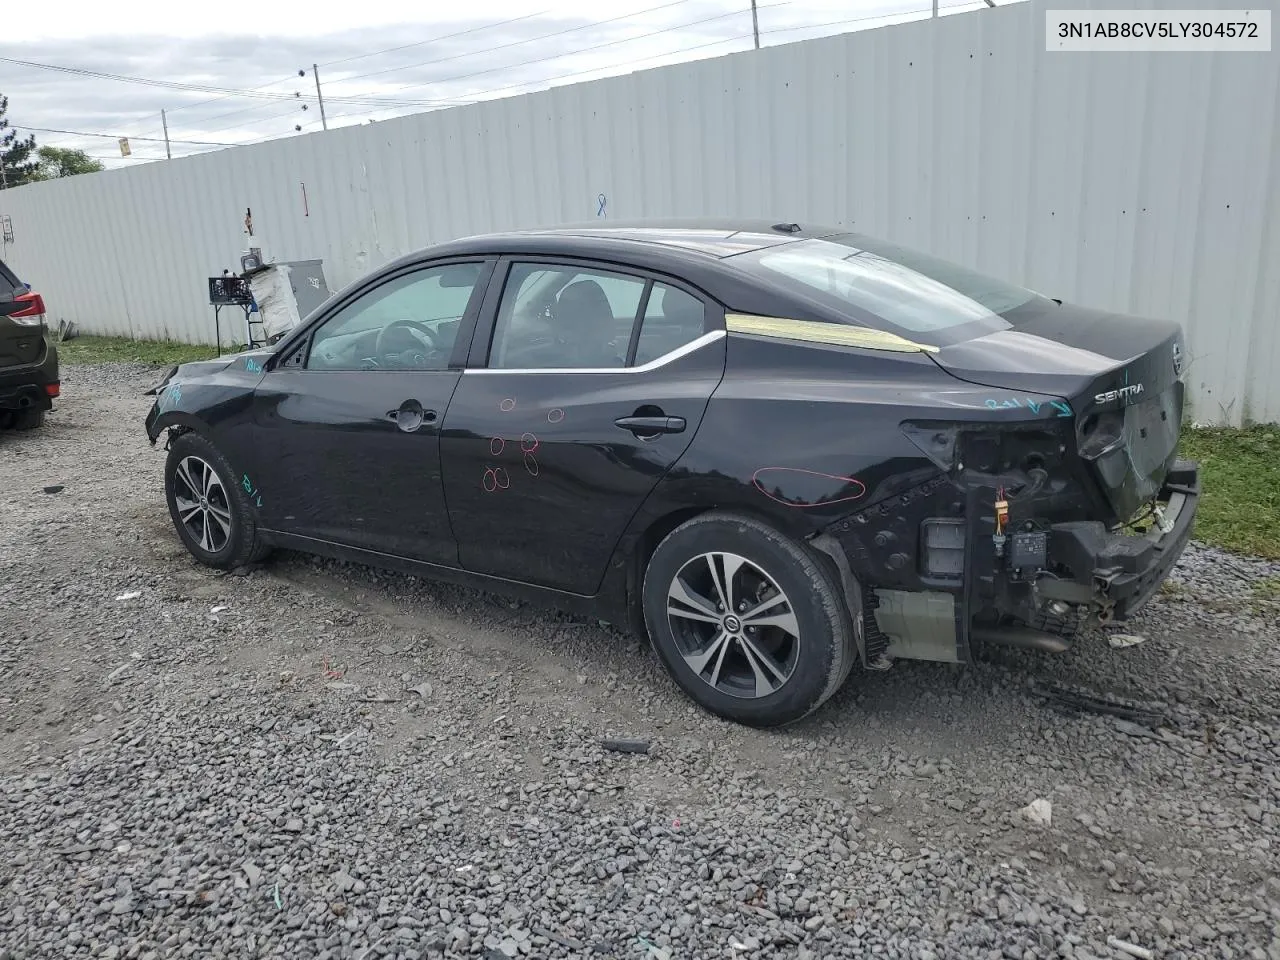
<box><xmin>642</xmin><ymin>511</ymin><xmax>855</xmax><ymax>727</ymax></box>
<box><xmin>164</xmin><ymin>432</ymin><xmax>269</xmax><ymax>570</ymax></box>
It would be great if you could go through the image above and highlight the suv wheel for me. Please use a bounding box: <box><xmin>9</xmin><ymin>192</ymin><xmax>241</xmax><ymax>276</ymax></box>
<box><xmin>642</xmin><ymin>511</ymin><xmax>856</xmax><ymax>727</ymax></box>
<box><xmin>12</xmin><ymin>408</ymin><xmax>44</xmax><ymax>430</ymax></box>
<box><xmin>164</xmin><ymin>432</ymin><xmax>269</xmax><ymax>570</ymax></box>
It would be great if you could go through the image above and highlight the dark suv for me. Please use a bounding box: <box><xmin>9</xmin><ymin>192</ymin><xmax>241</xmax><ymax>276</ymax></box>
<box><xmin>0</xmin><ymin>257</ymin><xmax>59</xmax><ymax>430</ymax></box>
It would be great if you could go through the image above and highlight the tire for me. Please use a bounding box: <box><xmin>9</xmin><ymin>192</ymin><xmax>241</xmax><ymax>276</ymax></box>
<box><xmin>164</xmin><ymin>432</ymin><xmax>270</xmax><ymax>570</ymax></box>
<box><xmin>13</xmin><ymin>408</ymin><xmax>45</xmax><ymax>431</ymax></box>
<box><xmin>642</xmin><ymin>511</ymin><xmax>855</xmax><ymax>728</ymax></box>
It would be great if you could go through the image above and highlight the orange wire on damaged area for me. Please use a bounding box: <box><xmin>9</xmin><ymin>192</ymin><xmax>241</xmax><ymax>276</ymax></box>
<box><xmin>993</xmin><ymin>487</ymin><xmax>1010</xmax><ymax>558</ymax></box>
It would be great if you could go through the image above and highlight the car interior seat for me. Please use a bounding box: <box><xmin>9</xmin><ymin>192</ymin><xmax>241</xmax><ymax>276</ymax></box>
<box><xmin>555</xmin><ymin>280</ymin><xmax>621</xmax><ymax>366</ymax></box>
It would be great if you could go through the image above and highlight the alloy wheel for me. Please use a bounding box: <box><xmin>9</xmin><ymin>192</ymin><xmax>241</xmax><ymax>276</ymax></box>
<box><xmin>665</xmin><ymin>551</ymin><xmax>800</xmax><ymax>699</ymax></box>
<box><xmin>173</xmin><ymin>455</ymin><xmax>233</xmax><ymax>554</ymax></box>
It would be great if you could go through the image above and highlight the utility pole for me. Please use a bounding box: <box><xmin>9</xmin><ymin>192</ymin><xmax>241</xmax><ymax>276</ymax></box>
<box><xmin>751</xmin><ymin>0</ymin><xmax>760</xmax><ymax>48</ymax></box>
<box><xmin>313</xmin><ymin>64</ymin><xmax>329</xmax><ymax>131</ymax></box>
<box><xmin>161</xmin><ymin>109</ymin><xmax>172</xmax><ymax>159</ymax></box>
<box><xmin>932</xmin><ymin>0</ymin><xmax>938</xmax><ymax>16</ymax></box>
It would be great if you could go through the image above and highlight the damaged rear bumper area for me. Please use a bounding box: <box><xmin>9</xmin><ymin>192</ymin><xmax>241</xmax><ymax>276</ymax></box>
<box><xmin>0</xmin><ymin>380</ymin><xmax>54</xmax><ymax>415</ymax></box>
<box><xmin>0</xmin><ymin>337</ymin><xmax>60</xmax><ymax>416</ymax></box>
<box><xmin>0</xmin><ymin>359</ymin><xmax>59</xmax><ymax>421</ymax></box>
<box><xmin>1041</xmin><ymin>460</ymin><xmax>1200</xmax><ymax>623</ymax></box>
<box><xmin>827</xmin><ymin>458</ymin><xmax>1201</xmax><ymax>666</ymax></box>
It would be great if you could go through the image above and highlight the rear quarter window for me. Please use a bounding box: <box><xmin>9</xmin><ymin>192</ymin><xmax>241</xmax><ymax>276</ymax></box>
<box><xmin>732</xmin><ymin>235</ymin><xmax>1054</xmax><ymax>344</ymax></box>
<box><xmin>0</xmin><ymin>260</ymin><xmax>21</xmax><ymax>295</ymax></box>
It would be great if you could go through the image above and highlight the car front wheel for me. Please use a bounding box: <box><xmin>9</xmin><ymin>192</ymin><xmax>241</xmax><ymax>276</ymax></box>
<box><xmin>164</xmin><ymin>431</ymin><xmax>269</xmax><ymax>570</ymax></box>
<box><xmin>642</xmin><ymin>511</ymin><xmax>856</xmax><ymax>727</ymax></box>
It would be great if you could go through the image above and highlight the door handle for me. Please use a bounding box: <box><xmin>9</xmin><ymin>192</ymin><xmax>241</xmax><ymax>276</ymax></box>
<box><xmin>387</xmin><ymin>400</ymin><xmax>436</xmax><ymax>432</ymax></box>
<box><xmin>614</xmin><ymin>415</ymin><xmax>686</xmax><ymax>435</ymax></box>
<box><xmin>385</xmin><ymin>408</ymin><xmax>437</xmax><ymax>422</ymax></box>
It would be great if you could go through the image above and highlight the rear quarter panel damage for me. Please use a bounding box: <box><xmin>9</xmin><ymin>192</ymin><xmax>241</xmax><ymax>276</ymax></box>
<box><xmin>615</xmin><ymin>334</ymin><xmax>1082</xmax><ymax>653</ymax></box>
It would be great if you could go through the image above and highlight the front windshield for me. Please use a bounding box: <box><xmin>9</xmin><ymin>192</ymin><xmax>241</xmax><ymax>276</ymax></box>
<box><xmin>735</xmin><ymin>234</ymin><xmax>1050</xmax><ymax>340</ymax></box>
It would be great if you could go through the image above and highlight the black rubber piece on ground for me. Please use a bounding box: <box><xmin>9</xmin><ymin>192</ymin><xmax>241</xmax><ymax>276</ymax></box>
<box><xmin>601</xmin><ymin>738</ymin><xmax>650</xmax><ymax>754</ymax></box>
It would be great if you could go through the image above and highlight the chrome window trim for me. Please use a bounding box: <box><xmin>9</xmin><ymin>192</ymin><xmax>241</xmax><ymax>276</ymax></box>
<box><xmin>464</xmin><ymin>329</ymin><xmax>725</xmax><ymax>375</ymax></box>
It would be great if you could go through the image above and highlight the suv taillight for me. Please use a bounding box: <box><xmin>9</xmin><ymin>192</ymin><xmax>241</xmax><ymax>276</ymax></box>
<box><xmin>11</xmin><ymin>292</ymin><xmax>46</xmax><ymax>318</ymax></box>
<box><xmin>9</xmin><ymin>292</ymin><xmax>46</xmax><ymax>327</ymax></box>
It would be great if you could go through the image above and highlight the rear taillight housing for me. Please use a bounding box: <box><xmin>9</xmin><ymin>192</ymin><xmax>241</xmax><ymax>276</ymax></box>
<box><xmin>10</xmin><ymin>292</ymin><xmax>46</xmax><ymax>327</ymax></box>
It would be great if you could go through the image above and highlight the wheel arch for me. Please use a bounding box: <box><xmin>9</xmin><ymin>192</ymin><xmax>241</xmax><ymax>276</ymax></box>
<box><xmin>620</xmin><ymin>499</ymin><xmax>861</xmax><ymax>653</ymax></box>
<box><xmin>148</xmin><ymin>410</ymin><xmax>211</xmax><ymax>445</ymax></box>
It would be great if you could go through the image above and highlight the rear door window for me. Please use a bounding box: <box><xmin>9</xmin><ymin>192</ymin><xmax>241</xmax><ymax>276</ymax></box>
<box><xmin>488</xmin><ymin>263</ymin><xmax>646</xmax><ymax>370</ymax></box>
<box><xmin>488</xmin><ymin>264</ymin><xmax>714</xmax><ymax>370</ymax></box>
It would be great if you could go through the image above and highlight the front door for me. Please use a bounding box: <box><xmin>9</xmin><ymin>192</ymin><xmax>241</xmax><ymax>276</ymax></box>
<box><xmin>441</xmin><ymin>258</ymin><xmax>727</xmax><ymax>594</ymax></box>
<box><xmin>252</xmin><ymin>259</ymin><xmax>492</xmax><ymax>565</ymax></box>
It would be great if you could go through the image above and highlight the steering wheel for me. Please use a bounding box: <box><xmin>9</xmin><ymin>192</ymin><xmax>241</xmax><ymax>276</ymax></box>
<box><xmin>375</xmin><ymin>318</ymin><xmax>440</xmax><ymax>366</ymax></box>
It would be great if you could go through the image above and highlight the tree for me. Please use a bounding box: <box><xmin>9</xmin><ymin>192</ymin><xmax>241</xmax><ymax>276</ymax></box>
<box><xmin>0</xmin><ymin>94</ymin><xmax>39</xmax><ymax>188</ymax></box>
<box><xmin>34</xmin><ymin>146</ymin><xmax>104</xmax><ymax>180</ymax></box>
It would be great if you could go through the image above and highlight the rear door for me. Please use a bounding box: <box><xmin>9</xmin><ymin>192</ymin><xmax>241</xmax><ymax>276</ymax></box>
<box><xmin>0</xmin><ymin>260</ymin><xmax>41</xmax><ymax>368</ymax></box>
<box><xmin>440</xmin><ymin>257</ymin><xmax>727</xmax><ymax>594</ymax></box>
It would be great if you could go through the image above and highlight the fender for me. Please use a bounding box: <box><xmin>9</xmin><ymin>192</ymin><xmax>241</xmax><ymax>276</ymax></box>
<box><xmin>143</xmin><ymin>351</ymin><xmax>270</xmax><ymax>445</ymax></box>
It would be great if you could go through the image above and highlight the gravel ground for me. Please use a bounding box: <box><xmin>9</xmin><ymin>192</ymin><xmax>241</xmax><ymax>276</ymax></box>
<box><xmin>2</xmin><ymin>363</ymin><xmax>1279</xmax><ymax>960</ymax></box>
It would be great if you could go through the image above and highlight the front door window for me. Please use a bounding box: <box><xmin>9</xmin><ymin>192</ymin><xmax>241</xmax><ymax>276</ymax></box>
<box><xmin>307</xmin><ymin>262</ymin><xmax>484</xmax><ymax>371</ymax></box>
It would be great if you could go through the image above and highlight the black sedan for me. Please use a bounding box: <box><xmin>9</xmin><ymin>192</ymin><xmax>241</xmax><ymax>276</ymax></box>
<box><xmin>145</xmin><ymin>220</ymin><xmax>1199</xmax><ymax>727</ymax></box>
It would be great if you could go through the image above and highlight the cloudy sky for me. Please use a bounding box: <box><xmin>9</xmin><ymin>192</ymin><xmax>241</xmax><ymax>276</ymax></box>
<box><xmin>3</xmin><ymin>0</ymin><xmax>1003</xmax><ymax>169</ymax></box>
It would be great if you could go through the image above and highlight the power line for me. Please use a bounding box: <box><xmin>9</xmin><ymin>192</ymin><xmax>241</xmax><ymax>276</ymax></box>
<box><xmin>175</xmin><ymin>1</ymin><xmax>711</xmax><ymax>138</ymax></box>
<box><xmin>236</xmin><ymin>3</ymin><xmax>782</xmax><ymax>139</ymax></box>
<box><xmin>327</xmin><ymin>0</ymin><xmax>699</xmax><ymax>89</ymax></box>
<box><xmin>19</xmin><ymin>2</ymin><xmax>971</xmax><ymax>160</ymax></box>
<box><xmin>161</xmin><ymin>12</ymin><xmax>555</xmax><ymax>136</ymax></box>
<box><xmin>0</xmin><ymin>56</ymin><xmax>309</xmax><ymax>101</ymax></box>
<box><xmin>2</xmin><ymin>3</ymin><xmax>731</xmax><ymax>145</ymax></box>
<box><xmin>313</xmin><ymin>28</ymin><xmax>759</xmax><ymax>132</ymax></box>
<box><xmin>318</xmin><ymin>9</ymin><xmax>552</xmax><ymax>68</ymax></box>
<box><xmin>205</xmin><ymin>0</ymin><xmax>979</xmax><ymax>139</ymax></box>
<box><xmin>0</xmin><ymin>55</ymin><xmax>485</xmax><ymax>110</ymax></box>
<box><xmin>15</xmin><ymin>124</ymin><xmax>236</xmax><ymax>147</ymax></box>
<box><xmin>758</xmin><ymin>1</ymin><xmax>975</xmax><ymax>37</ymax></box>
<box><xmin>299</xmin><ymin>1</ymin><xmax>935</xmax><ymax>135</ymax></box>
<box><xmin>181</xmin><ymin>89</ymin><xmax>472</xmax><ymax>139</ymax></box>
<box><xmin>160</xmin><ymin>73</ymin><xmax>304</xmax><ymax>117</ymax></box>
<box><xmin>320</xmin><ymin>0</ymin><xmax>779</xmax><ymax>119</ymax></box>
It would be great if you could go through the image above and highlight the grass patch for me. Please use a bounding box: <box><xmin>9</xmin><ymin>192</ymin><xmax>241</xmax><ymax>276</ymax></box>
<box><xmin>57</xmin><ymin>335</ymin><xmax>220</xmax><ymax>367</ymax></box>
<box><xmin>1179</xmin><ymin>426</ymin><xmax>1280</xmax><ymax>559</ymax></box>
<box><xmin>1253</xmin><ymin>576</ymin><xmax>1280</xmax><ymax>601</ymax></box>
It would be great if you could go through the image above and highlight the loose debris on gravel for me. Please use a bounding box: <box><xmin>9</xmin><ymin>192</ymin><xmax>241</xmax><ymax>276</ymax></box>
<box><xmin>2</xmin><ymin>362</ymin><xmax>1279</xmax><ymax>960</ymax></box>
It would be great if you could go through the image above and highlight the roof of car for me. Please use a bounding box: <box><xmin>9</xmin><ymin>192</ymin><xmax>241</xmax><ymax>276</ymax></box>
<box><xmin>432</xmin><ymin>219</ymin><xmax>847</xmax><ymax>261</ymax></box>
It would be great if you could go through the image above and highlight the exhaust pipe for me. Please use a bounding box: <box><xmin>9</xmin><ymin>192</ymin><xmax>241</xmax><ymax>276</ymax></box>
<box><xmin>971</xmin><ymin>626</ymin><xmax>1071</xmax><ymax>654</ymax></box>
